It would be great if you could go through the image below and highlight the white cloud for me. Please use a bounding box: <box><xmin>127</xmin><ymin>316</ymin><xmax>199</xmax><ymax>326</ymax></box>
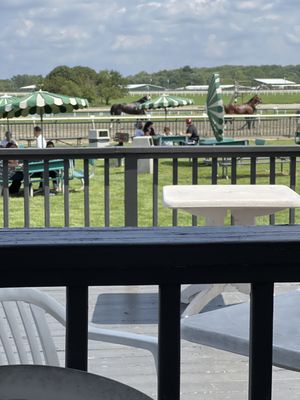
<box><xmin>286</xmin><ymin>26</ymin><xmax>300</xmax><ymax>45</ymax></box>
<box><xmin>0</xmin><ymin>0</ymin><xmax>299</xmax><ymax>78</ymax></box>
<box><xmin>112</xmin><ymin>35</ymin><xmax>153</xmax><ymax>50</ymax></box>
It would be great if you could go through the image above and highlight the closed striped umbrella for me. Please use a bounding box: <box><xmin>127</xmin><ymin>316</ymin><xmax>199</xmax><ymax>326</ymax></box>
<box><xmin>206</xmin><ymin>73</ymin><xmax>224</xmax><ymax>142</ymax></box>
<box><xmin>138</xmin><ymin>94</ymin><xmax>194</xmax><ymax>119</ymax></box>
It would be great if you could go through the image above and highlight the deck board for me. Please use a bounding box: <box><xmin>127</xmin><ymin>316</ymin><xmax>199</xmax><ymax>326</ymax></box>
<box><xmin>38</xmin><ymin>283</ymin><xmax>300</xmax><ymax>400</ymax></box>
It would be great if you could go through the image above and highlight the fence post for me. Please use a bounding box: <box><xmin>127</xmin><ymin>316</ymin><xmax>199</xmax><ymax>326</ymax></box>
<box><xmin>125</xmin><ymin>156</ymin><xmax>138</xmax><ymax>227</ymax></box>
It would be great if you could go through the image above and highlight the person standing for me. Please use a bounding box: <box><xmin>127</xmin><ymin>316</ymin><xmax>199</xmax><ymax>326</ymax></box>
<box><xmin>32</xmin><ymin>126</ymin><xmax>46</xmax><ymax>192</ymax></box>
<box><xmin>33</xmin><ymin>126</ymin><xmax>46</xmax><ymax>148</ymax></box>
<box><xmin>185</xmin><ymin>118</ymin><xmax>199</xmax><ymax>144</ymax></box>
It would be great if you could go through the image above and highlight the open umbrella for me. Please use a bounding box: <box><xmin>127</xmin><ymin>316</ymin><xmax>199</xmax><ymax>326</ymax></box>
<box><xmin>138</xmin><ymin>93</ymin><xmax>194</xmax><ymax>120</ymax></box>
<box><xmin>0</xmin><ymin>90</ymin><xmax>89</xmax><ymax>146</ymax></box>
<box><xmin>0</xmin><ymin>94</ymin><xmax>19</xmax><ymax>130</ymax></box>
<box><xmin>206</xmin><ymin>73</ymin><xmax>224</xmax><ymax>142</ymax></box>
<box><xmin>0</xmin><ymin>90</ymin><xmax>89</xmax><ymax>147</ymax></box>
<box><xmin>0</xmin><ymin>90</ymin><xmax>88</xmax><ymax>120</ymax></box>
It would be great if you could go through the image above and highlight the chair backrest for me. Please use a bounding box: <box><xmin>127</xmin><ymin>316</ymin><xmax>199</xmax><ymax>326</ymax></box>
<box><xmin>0</xmin><ymin>288</ymin><xmax>65</xmax><ymax>366</ymax></box>
<box><xmin>0</xmin><ymin>288</ymin><xmax>158</xmax><ymax>372</ymax></box>
<box><xmin>0</xmin><ymin>365</ymin><xmax>153</xmax><ymax>400</ymax></box>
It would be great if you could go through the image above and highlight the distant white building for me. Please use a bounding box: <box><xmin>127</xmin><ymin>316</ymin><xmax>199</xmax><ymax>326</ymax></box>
<box><xmin>175</xmin><ymin>84</ymin><xmax>236</xmax><ymax>91</ymax></box>
<box><xmin>254</xmin><ymin>78</ymin><xmax>299</xmax><ymax>89</ymax></box>
<box><xmin>126</xmin><ymin>84</ymin><xmax>166</xmax><ymax>91</ymax></box>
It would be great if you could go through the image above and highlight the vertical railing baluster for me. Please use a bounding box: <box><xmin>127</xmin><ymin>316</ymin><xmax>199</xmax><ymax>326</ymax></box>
<box><xmin>64</xmin><ymin>159</ymin><xmax>70</xmax><ymax>227</ymax></box>
<box><xmin>289</xmin><ymin>156</ymin><xmax>296</xmax><ymax>224</ymax></box>
<box><xmin>23</xmin><ymin>161</ymin><xmax>30</xmax><ymax>228</ymax></box>
<box><xmin>172</xmin><ymin>158</ymin><xmax>178</xmax><ymax>226</ymax></box>
<box><xmin>3</xmin><ymin>160</ymin><xmax>9</xmax><ymax>228</ymax></box>
<box><xmin>44</xmin><ymin>160</ymin><xmax>50</xmax><ymax>227</ymax></box>
<box><xmin>211</xmin><ymin>157</ymin><xmax>218</xmax><ymax>184</ymax></box>
<box><xmin>250</xmin><ymin>157</ymin><xmax>256</xmax><ymax>184</ymax></box>
<box><xmin>192</xmin><ymin>157</ymin><xmax>198</xmax><ymax>226</ymax></box>
<box><xmin>231</xmin><ymin>157</ymin><xmax>237</xmax><ymax>184</ymax></box>
<box><xmin>158</xmin><ymin>284</ymin><xmax>181</xmax><ymax>400</ymax></box>
<box><xmin>269</xmin><ymin>157</ymin><xmax>276</xmax><ymax>225</ymax></box>
<box><xmin>66</xmin><ymin>285</ymin><xmax>88</xmax><ymax>371</ymax></box>
<box><xmin>104</xmin><ymin>158</ymin><xmax>110</xmax><ymax>227</ymax></box>
<box><xmin>125</xmin><ymin>157</ymin><xmax>138</xmax><ymax>227</ymax></box>
<box><xmin>153</xmin><ymin>158</ymin><xmax>159</xmax><ymax>227</ymax></box>
<box><xmin>84</xmin><ymin>159</ymin><xmax>90</xmax><ymax>227</ymax></box>
<box><xmin>249</xmin><ymin>282</ymin><xmax>274</xmax><ymax>400</ymax></box>
<box><xmin>230</xmin><ymin>157</ymin><xmax>237</xmax><ymax>225</ymax></box>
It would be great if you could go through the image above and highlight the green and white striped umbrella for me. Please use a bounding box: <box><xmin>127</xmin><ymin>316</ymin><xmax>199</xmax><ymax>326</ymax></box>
<box><xmin>0</xmin><ymin>94</ymin><xmax>19</xmax><ymax>129</ymax></box>
<box><xmin>0</xmin><ymin>90</ymin><xmax>88</xmax><ymax>120</ymax></box>
<box><xmin>0</xmin><ymin>94</ymin><xmax>19</xmax><ymax>107</ymax></box>
<box><xmin>138</xmin><ymin>93</ymin><xmax>193</xmax><ymax>119</ymax></box>
<box><xmin>206</xmin><ymin>73</ymin><xmax>224</xmax><ymax>142</ymax></box>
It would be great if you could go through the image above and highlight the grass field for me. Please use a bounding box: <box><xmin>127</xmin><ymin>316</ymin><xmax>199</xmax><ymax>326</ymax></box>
<box><xmin>1</xmin><ymin>139</ymin><xmax>300</xmax><ymax>229</ymax></box>
<box><xmin>111</xmin><ymin>92</ymin><xmax>300</xmax><ymax>107</ymax></box>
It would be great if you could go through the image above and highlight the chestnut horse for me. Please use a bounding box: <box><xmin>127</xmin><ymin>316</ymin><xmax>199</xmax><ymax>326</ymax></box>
<box><xmin>224</xmin><ymin>95</ymin><xmax>262</xmax><ymax>114</ymax></box>
<box><xmin>224</xmin><ymin>95</ymin><xmax>262</xmax><ymax>129</ymax></box>
<box><xmin>110</xmin><ymin>95</ymin><xmax>150</xmax><ymax>116</ymax></box>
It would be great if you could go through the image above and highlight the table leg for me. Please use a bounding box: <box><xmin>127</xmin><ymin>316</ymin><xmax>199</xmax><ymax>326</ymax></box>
<box><xmin>232</xmin><ymin>210</ymin><xmax>256</xmax><ymax>225</ymax></box>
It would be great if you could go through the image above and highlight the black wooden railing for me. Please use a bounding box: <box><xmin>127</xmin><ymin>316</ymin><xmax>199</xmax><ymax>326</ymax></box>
<box><xmin>1</xmin><ymin>145</ymin><xmax>300</xmax><ymax>228</ymax></box>
<box><xmin>1</xmin><ymin>225</ymin><xmax>300</xmax><ymax>400</ymax></box>
<box><xmin>1</xmin><ymin>146</ymin><xmax>300</xmax><ymax>399</ymax></box>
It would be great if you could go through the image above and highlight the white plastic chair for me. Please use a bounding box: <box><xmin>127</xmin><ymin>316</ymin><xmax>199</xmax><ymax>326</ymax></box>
<box><xmin>0</xmin><ymin>288</ymin><xmax>157</xmax><ymax>369</ymax></box>
<box><xmin>0</xmin><ymin>364</ymin><xmax>152</xmax><ymax>400</ymax></box>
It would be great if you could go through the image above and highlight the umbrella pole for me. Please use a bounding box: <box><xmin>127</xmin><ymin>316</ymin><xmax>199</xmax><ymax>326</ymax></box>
<box><xmin>40</xmin><ymin>114</ymin><xmax>45</xmax><ymax>148</ymax></box>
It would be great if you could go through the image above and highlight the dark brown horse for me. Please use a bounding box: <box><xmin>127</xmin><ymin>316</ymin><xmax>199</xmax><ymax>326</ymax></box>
<box><xmin>224</xmin><ymin>95</ymin><xmax>262</xmax><ymax>115</ymax></box>
<box><xmin>110</xmin><ymin>95</ymin><xmax>150</xmax><ymax>116</ymax></box>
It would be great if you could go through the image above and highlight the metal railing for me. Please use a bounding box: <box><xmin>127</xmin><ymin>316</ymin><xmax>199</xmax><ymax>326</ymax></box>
<box><xmin>1</xmin><ymin>114</ymin><xmax>299</xmax><ymax>145</ymax></box>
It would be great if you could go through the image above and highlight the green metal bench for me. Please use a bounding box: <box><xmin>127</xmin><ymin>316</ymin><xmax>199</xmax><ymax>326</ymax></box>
<box><xmin>0</xmin><ymin>159</ymin><xmax>65</xmax><ymax>196</ymax></box>
<box><xmin>26</xmin><ymin>159</ymin><xmax>65</xmax><ymax>195</ymax></box>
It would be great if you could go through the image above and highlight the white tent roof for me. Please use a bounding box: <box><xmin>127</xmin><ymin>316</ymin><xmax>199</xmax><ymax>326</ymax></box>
<box><xmin>19</xmin><ymin>84</ymin><xmax>37</xmax><ymax>90</ymax></box>
<box><xmin>126</xmin><ymin>84</ymin><xmax>166</xmax><ymax>90</ymax></box>
<box><xmin>254</xmin><ymin>78</ymin><xmax>296</xmax><ymax>86</ymax></box>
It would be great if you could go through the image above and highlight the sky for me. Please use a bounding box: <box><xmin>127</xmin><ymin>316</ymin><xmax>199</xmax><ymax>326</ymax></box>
<box><xmin>1</xmin><ymin>0</ymin><xmax>300</xmax><ymax>79</ymax></box>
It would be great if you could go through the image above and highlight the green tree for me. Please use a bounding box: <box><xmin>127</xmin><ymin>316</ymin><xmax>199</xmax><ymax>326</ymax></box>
<box><xmin>43</xmin><ymin>66</ymin><xmax>98</xmax><ymax>103</ymax></box>
<box><xmin>96</xmin><ymin>70</ymin><xmax>128</xmax><ymax>105</ymax></box>
<box><xmin>10</xmin><ymin>74</ymin><xmax>44</xmax><ymax>90</ymax></box>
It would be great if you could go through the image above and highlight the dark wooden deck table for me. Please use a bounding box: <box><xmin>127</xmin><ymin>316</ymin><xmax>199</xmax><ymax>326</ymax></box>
<box><xmin>2</xmin><ymin>225</ymin><xmax>300</xmax><ymax>400</ymax></box>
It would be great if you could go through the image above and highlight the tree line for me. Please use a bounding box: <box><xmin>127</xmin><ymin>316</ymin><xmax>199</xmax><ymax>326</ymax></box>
<box><xmin>1</xmin><ymin>64</ymin><xmax>300</xmax><ymax>106</ymax></box>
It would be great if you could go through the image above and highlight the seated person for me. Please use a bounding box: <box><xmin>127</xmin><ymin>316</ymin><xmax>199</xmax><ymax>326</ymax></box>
<box><xmin>143</xmin><ymin>121</ymin><xmax>155</xmax><ymax>136</ymax></box>
<box><xmin>134</xmin><ymin>121</ymin><xmax>144</xmax><ymax>137</ymax></box>
<box><xmin>163</xmin><ymin>126</ymin><xmax>172</xmax><ymax>136</ymax></box>
<box><xmin>0</xmin><ymin>131</ymin><xmax>18</xmax><ymax>148</ymax></box>
<box><xmin>186</xmin><ymin>118</ymin><xmax>199</xmax><ymax>144</ymax></box>
<box><xmin>46</xmin><ymin>141</ymin><xmax>59</xmax><ymax>192</ymax></box>
<box><xmin>3</xmin><ymin>141</ymin><xmax>24</xmax><ymax>195</ymax></box>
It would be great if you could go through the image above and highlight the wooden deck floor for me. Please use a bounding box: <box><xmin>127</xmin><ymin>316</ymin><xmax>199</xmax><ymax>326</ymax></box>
<box><xmin>41</xmin><ymin>283</ymin><xmax>300</xmax><ymax>400</ymax></box>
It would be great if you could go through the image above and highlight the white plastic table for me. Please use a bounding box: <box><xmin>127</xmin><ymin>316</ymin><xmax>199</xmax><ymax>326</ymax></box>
<box><xmin>163</xmin><ymin>184</ymin><xmax>300</xmax><ymax>316</ymax></box>
<box><xmin>163</xmin><ymin>184</ymin><xmax>300</xmax><ymax>226</ymax></box>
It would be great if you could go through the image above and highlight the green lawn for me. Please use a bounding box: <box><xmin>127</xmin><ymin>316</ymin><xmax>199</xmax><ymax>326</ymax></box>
<box><xmin>111</xmin><ymin>92</ymin><xmax>300</xmax><ymax>107</ymax></box>
<box><xmin>1</xmin><ymin>140</ymin><xmax>300</xmax><ymax>228</ymax></box>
